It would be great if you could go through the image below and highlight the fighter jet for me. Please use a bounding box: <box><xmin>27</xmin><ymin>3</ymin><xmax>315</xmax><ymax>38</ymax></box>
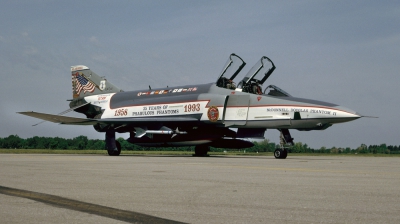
<box><xmin>19</xmin><ymin>54</ymin><xmax>362</xmax><ymax>159</ymax></box>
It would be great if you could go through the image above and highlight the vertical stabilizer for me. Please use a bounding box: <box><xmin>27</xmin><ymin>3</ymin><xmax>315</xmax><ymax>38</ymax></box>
<box><xmin>71</xmin><ymin>65</ymin><xmax>122</xmax><ymax>99</ymax></box>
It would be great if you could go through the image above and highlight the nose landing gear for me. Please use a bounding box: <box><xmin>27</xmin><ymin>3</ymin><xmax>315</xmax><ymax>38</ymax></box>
<box><xmin>274</xmin><ymin>148</ymin><xmax>288</xmax><ymax>159</ymax></box>
<box><xmin>274</xmin><ymin>129</ymin><xmax>294</xmax><ymax>159</ymax></box>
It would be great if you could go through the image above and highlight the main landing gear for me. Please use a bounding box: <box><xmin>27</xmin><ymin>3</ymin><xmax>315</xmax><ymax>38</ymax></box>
<box><xmin>193</xmin><ymin>145</ymin><xmax>210</xmax><ymax>157</ymax></box>
<box><xmin>105</xmin><ymin>130</ymin><xmax>121</xmax><ymax>156</ymax></box>
<box><xmin>108</xmin><ymin>141</ymin><xmax>121</xmax><ymax>156</ymax></box>
<box><xmin>274</xmin><ymin>129</ymin><xmax>294</xmax><ymax>159</ymax></box>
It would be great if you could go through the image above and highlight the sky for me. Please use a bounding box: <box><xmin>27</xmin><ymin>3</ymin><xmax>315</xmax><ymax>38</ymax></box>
<box><xmin>1</xmin><ymin>0</ymin><xmax>399</xmax><ymax>149</ymax></box>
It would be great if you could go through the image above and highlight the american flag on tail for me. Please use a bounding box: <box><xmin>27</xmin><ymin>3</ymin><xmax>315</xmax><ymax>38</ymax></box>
<box><xmin>72</xmin><ymin>72</ymin><xmax>96</xmax><ymax>94</ymax></box>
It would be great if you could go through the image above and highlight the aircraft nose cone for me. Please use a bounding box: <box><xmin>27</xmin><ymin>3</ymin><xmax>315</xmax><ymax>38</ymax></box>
<box><xmin>333</xmin><ymin>105</ymin><xmax>362</xmax><ymax>122</ymax></box>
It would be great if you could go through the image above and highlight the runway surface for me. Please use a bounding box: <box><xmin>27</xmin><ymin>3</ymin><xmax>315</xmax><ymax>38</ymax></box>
<box><xmin>0</xmin><ymin>154</ymin><xmax>399</xmax><ymax>223</ymax></box>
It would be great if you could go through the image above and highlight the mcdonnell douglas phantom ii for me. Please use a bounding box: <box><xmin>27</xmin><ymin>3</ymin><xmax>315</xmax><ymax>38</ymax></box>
<box><xmin>19</xmin><ymin>54</ymin><xmax>362</xmax><ymax>159</ymax></box>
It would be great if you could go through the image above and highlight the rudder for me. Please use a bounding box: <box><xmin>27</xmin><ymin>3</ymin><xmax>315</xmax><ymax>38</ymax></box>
<box><xmin>71</xmin><ymin>65</ymin><xmax>122</xmax><ymax>99</ymax></box>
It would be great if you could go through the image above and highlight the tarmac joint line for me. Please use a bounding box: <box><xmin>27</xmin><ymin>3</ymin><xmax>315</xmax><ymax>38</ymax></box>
<box><xmin>0</xmin><ymin>185</ymin><xmax>186</xmax><ymax>224</ymax></box>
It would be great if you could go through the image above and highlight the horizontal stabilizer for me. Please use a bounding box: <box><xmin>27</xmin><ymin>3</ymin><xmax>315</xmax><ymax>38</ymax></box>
<box><xmin>18</xmin><ymin>112</ymin><xmax>97</xmax><ymax>125</ymax></box>
<box><xmin>32</xmin><ymin>102</ymin><xmax>91</xmax><ymax>126</ymax></box>
<box><xmin>18</xmin><ymin>111</ymin><xmax>200</xmax><ymax>126</ymax></box>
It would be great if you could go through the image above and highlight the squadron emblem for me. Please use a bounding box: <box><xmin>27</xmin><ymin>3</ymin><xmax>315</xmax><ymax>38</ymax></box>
<box><xmin>207</xmin><ymin>106</ymin><xmax>219</xmax><ymax>122</ymax></box>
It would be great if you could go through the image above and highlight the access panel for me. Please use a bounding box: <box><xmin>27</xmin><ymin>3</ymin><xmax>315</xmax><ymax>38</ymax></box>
<box><xmin>223</xmin><ymin>95</ymin><xmax>250</xmax><ymax>127</ymax></box>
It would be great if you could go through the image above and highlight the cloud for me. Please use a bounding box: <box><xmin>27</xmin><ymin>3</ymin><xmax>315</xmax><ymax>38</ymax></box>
<box><xmin>89</xmin><ymin>36</ymin><xmax>100</xmax><ymax>45</ymax></box>
<box><xmin>23</xmin><ymin>46</ymin><xmax>38</xmax><ymax>55</ymax></box>
<box><xmin>92</xmin><ymin>54</ymin><xmax>108</xmax><ymax>62</ymax></box>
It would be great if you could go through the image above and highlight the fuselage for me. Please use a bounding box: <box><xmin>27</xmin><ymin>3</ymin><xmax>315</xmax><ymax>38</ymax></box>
<box><xmin>83</xmin><ymin>83</ymin><xmax>360</xmax><ymax>132</ymax></box>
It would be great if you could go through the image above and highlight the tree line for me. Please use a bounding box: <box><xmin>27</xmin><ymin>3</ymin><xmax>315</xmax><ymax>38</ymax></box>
<box><xmin>0</xmin><ymin>135</ymin><xmax>399</xmax><ymax>154</ymax></box>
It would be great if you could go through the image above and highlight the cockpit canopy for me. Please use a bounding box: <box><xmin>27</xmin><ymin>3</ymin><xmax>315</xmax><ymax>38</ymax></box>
<box><xmin>236</xmin><ymin>56</ymin><xmax>276</xmax><ymax>94</ymax></box>
<box><xmin>216</xmin><ymin>54</ymin><xmax>290</xmax><ymax>97</ymax></box>
<box><xmin>264</xmin><ymin>85</ymin><xmax>291</xmax><ymax>97</ymax></box>
<box><xmin>216</xmin><ymin>53</ymin><xmax>246</xmax><ymax>90</ymax></box>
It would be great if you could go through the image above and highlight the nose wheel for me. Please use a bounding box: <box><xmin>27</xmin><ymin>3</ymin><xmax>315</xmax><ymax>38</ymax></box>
<box><xmin>274</xmin><ymin>148</ymin><xmax>288</xmax><ymax>159</ymax></box>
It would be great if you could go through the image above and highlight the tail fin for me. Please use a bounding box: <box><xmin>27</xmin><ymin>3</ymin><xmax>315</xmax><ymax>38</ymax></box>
<box><xmin>71</xmin><ymin>65</ymin><xmax>122</xmax><ymax>99</ymax></box>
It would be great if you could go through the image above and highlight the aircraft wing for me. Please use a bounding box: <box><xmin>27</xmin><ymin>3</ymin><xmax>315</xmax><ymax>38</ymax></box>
<box><xmin>18</xmin><ymin>111</ymin><xmax>200</xmax><ymax>126</ymax></box>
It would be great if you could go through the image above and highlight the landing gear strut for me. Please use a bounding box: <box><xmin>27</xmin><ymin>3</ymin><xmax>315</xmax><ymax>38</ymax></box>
<box><xmin>274</xmin><ymin>129</ymin><xmax>294</xmax><ymax>159</ymax></box>
<box><xmin>193</xmin><ymin>145</ymin><xmax>210</xmax><ymax>157</ymax></box>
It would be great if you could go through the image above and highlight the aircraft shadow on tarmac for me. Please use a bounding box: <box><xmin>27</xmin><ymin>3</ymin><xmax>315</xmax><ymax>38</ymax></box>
<box><xmin>117</xmin><ymin>154</ymin><xmax>337</xmax><ymax>160</ymax></box>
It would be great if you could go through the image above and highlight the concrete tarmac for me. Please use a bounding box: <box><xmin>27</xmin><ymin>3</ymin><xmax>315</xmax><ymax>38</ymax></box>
<box><xmin>0</xmin><ymin>154</ymin><xmax>399</xmax><ymax>223</ymax></box>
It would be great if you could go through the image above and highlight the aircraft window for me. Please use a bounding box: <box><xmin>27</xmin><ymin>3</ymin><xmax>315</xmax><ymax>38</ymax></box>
<box><xmin>264</xmin><ymin>85</ymin><xmax>292</xmax><ymax>97</ymax></box>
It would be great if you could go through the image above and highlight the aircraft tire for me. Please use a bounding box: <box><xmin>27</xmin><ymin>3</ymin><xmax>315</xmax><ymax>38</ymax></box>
<box><xmin>108</xmin><ymin>141</ymin><xmax>121</xmax><ymax>156</ymax></box>
<box><xmin>281</xmin><ymin>148</ymin><xmax>288</xmax><ymax>159</ymax></box>
<box><xmin>274</xmin><ymin>148</ymin><xmax>287</xmax><ymax>159</ymax></box>
<box><xmin>194</xmin><ymin>145</ymin><xmax>209</xmax><ymax>157</ymax></box>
